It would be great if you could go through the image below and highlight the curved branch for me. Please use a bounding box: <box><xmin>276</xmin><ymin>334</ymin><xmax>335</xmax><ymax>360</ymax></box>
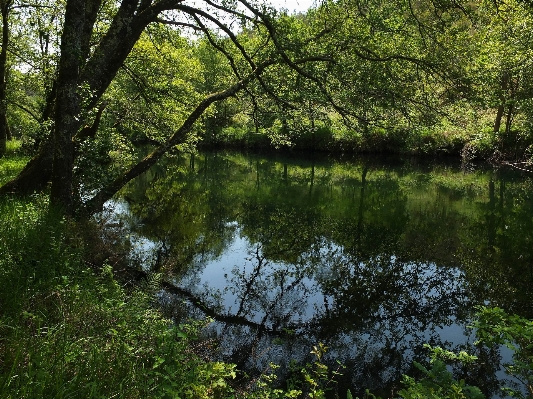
<box><xmin>154</xmin><ymin>18</ymin><xmax>202</xmax><ymax>31</ymax></box>
<box><xmin>238</xmin><ymin>0</ymin><xmax>351</xmax><ymax>120</ymax></box>
<box><xmin>205</xmin><ymin>0</ymin><xmax>260</xmax><ymax>25</ymax></box>
<box><xmin>174</xmin><ymin>3</ymin><xmax>256</xmax><ymax>70</ymax></box>
<box><xmin>81</xmin><ymin>58</ymin><xmax>277</xmax><ymax>216</ymax></box>
<box><xmin>192</xmin><ymin>15</ymin><xmax>242</xmax><ymax>78</ymax></box>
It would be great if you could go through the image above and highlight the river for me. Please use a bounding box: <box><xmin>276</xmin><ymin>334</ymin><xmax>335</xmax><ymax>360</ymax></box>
<box><xmin>103</xmin><ymin>150</ymin><xmax>533</xmax><ymax>398</ymax></box>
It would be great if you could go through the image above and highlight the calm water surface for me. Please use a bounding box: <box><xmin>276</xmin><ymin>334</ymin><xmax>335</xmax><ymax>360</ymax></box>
<box><xmin>106</xmin><ymin>151</ymin><xmax>533</xmax><ymax>398</ymax></box>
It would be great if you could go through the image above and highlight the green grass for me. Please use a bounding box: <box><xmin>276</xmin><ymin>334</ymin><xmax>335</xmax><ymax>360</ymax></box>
<box><xmin>0</xmin><ymin>139</ymin><xmax>29</xmax><ymax>185</ymax></box>
<box><xmin>0</xmin><ymin>198</ymin><xmax>238</xmax><ymax>399</ymax></box>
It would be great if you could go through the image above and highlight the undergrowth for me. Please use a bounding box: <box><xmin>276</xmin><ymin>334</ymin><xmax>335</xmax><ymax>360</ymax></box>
<box><xmin>0</xmin><ymin>197</ymin><xmax>239</xmax><ymax>398</ymax></box>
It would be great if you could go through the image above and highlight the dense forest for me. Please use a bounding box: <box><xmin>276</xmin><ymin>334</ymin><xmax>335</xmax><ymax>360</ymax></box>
<box><xmin>2</xmin><ymin>0</ymin><xmax>533</xmax><ymax>397</ymax></box>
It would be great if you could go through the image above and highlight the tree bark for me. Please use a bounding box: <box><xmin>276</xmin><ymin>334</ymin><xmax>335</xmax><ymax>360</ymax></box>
<box><xmin>50</xmin><ymin>0</ymin><xmax>87</xmax><ymax>214</ymax></box>
<box><xmin>1</xmin><ymin>0</ymin><xmax>172</xmax><ymax>201</ymax></box>
<box><xmin>0</xmin><ymin>0</ymin><xmax>11</xmax><ymax>159</ymax></box>
<box><xmin>5</xmin><ymin>114</ymin><xmax>10</xmax><ymax>140</ymax></box>
<box><xmin>79</xmin><ymin>0</ymin><xmax>175</xmax><ymax>110</ymax></box>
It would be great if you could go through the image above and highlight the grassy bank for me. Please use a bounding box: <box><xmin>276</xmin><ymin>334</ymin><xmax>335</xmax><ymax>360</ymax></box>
<box><xmin>198</xmin><ymin>115</ymin><xmax>533</xmax><ymax>163</ymax></box>
<box><xmin>0</xmin><ymin>140</ymin><xmax>30</xmax><ymax>186</ymax></box>
<box><xmin>0</xmin><ymin>196</ymin><xmax>244</xmax><ymax>398</ymax></box>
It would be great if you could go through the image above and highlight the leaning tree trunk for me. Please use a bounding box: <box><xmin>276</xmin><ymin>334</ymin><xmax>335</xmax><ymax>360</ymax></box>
<box><xmin>81</xmin><ymin>61</ymin><xmax>275</xmax><ymax>216</ymax></box>
<box><xmin>0</xmin><ymin>0</ymin><xmax>161</xmax><ymax>201</ymax></box>
<box><xmin>0</xmin><ymin>103</ymin><xmax>105</xmax><ymax>197</ymax></box>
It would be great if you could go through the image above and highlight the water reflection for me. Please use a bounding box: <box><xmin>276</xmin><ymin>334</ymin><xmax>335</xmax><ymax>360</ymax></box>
<box><xmin>111</xmin><ymin>151</ymin><xmax>533</xmax><ymax>398</ymax></box>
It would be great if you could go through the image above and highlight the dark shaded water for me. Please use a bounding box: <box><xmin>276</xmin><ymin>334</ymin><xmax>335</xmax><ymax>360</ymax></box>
<box><xmin>106</xmin><ymin>151</ymin><xmax>533</xmax><ymax>398</ymax></box>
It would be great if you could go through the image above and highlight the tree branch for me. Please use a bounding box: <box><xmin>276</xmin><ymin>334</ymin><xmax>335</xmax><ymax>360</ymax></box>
<box><xmin>175</xmin><ymin>3</ymin><xmax>256</xmax><ymax>70</ymax></box>
<box><xmin>8</xmin><ymin>100</ymin><xmax>40</xmax><ymax>122</ymax></box>
<box><xmin>81</xmin><ymin>58</ymin><xmax>277</xmax><ymax>216</ymax></box>
<box><xmin>154</xmin><ymin>18</ymin><xmax>202</xmax><ymax>31</ymax></box>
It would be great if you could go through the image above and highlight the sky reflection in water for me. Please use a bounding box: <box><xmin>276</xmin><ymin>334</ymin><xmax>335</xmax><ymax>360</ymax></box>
<box><xmin>106</xmin><ymin>151</ymin><xmax>533</xmax><ymax>398</ymax></box>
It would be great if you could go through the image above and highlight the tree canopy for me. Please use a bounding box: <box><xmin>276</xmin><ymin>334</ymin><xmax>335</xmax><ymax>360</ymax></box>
<box><xmin>2</xmin><ymin>0</ymin><xmax>533</xmax><ymax>215</ymax></box>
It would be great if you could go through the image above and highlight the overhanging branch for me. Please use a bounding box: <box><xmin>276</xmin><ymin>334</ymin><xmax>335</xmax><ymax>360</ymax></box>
<box><xmin>81</xmin><ymin>58</ymin><xmax>277</xmax><ymax>216</ymax></box>
<box><xmin>154</xmin><ymin>18</ymin><xmax>202</xmax><ymax>31</ymax></box>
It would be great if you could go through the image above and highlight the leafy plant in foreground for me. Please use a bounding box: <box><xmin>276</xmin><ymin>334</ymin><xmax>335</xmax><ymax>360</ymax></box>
<box><xmin>473</xmin><ymin>306</ymin><xmax>533</xmax><ymax>398</ymax></box>
<box><xmin>398</xmin><ymin>345</ymin><xmax>484</xmax><ymax>399</ymax></box>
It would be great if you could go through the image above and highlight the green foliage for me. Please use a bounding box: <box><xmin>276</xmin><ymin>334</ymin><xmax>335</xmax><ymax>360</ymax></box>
<box><xmin>284</xmin><ymin>343</ymin><xmax>343</xmax><ymax>399</ymax></box>
<box><xmin>473</xmin><ymin>307</ymin><xmax>533</xmax><ymax>398</ymax></box>
<box><xmin>74</xmin><ymin>128</ymin><xmax>135</xmax><ymax>194</ymax></box>
<box><xmin>0</xmin><ymin>197</ymin><xmax>239</xmax><ymax>399</ymax></box>
<box><xmin>398</xmin><ymin>345</ymin><xmax>484</xmax><ymax>399</ymax></box>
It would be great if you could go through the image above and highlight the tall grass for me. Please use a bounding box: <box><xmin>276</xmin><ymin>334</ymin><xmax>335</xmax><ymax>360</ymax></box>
<box><xmin>0</xmin><ymin>197</ymin><xmax>238</xmax><ymax>398</ymax></box>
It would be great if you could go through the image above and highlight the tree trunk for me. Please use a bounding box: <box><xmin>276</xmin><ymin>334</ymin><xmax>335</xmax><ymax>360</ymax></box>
<box><xmin>5</xmin><ymin>114</ymin><xmax>10</xmax><ymax>139</ymax></box>
<box><xmin>2</xmin><ymin>0</ymin><xmax>164</xmax><ymax>203</ymax></box>
<box><xmin>0</xmin><ymin>127</ymin><xmax>4</xmax><ymax>158</ymax></box>
<box><xmin>494</xmin><ymin>72</ymin><xmax>509</xmax><ymax>134</ymax></box>
<box><xmin>493</xmin><ymin>104</ymin><xmax>504</xmax><ymax>134</ymax></box>
<box><xmin>0</xmin><ymin>0</ymin><xmax>11</xmax><ymax>159</ymax></box>
<box><xmin>50</xmin><ymin>0</ymin><xmax>87</xmax><ymax>215</ymax></box>
<box><xmin>0</xmin><ymin>104</ymin><xmax>104</xmax><ymax>197</ymax></box>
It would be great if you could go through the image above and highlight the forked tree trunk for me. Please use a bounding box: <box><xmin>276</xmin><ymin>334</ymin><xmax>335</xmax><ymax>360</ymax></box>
<box><xmin>0</xmin><ymin>0</ymin><xmax>148</xmax><ymax>199</ymax></box>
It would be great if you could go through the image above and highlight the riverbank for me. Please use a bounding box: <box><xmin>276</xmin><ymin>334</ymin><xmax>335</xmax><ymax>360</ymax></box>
<box><xmin>195</xmin><ymin>122</ymin><xmax>532</xmax><ymax>165</ymax></box>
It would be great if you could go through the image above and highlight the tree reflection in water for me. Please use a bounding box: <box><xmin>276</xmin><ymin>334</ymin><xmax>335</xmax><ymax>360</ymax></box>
<box><xmin>111</xmin><ymin>151</ymin><xmax>533</xmax><ymax>398</ymax></box>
